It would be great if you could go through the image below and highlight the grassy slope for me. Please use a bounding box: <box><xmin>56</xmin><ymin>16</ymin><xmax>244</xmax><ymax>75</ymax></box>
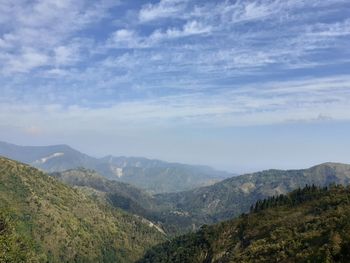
<box><xmin>140</xmin><ymin>185</ymin><xmax>350</xmax><ymax>263</ymax></box>
<box><xmin>0</xmin><ymin>157</ymin><xmax>165</xmax><ymax>263</ymax></box>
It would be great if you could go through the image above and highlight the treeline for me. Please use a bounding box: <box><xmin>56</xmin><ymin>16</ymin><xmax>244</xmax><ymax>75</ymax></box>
<box><xmin>250</xmin><ymin>184</ymin><xmax>342</xmax><ymax>213</ymax></box>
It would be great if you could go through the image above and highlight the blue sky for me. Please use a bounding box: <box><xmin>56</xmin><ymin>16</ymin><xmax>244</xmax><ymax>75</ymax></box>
<box><xmin>0</xmin><ymin>0</ymin><xmax>350</xmax><ymax>172</ymax></box>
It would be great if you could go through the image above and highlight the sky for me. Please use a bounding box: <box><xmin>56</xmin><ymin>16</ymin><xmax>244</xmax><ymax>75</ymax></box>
<box><xmin>0</xmin><ymin>0</ymin><xmax>350</xmax><ymax>173</ymax></box>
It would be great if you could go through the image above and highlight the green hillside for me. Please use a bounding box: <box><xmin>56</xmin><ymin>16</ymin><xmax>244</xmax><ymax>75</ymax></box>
<box><xmin>140</xmin><ymin>184</ymin><xmax>350</xmax><ymax>263</ymax></box>
<box><xmin>50</xmin><ymin>168</ymin><xmax>158</xmax><ymax>213</ymax></box>
<box><xmin>0</xmin><ymin>157</ymin><xmax>165</xmax><ymax>262</ymax></box>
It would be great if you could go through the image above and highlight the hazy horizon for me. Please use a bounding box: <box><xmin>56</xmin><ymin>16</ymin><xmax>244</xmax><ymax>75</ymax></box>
<box><xmin>1</xmin><ymin>0</ymin><xmax>350</xmax><ymax>173</ymax></box>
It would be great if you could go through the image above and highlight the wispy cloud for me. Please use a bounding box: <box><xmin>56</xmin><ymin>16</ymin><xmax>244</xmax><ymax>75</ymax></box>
<box><xmin>139</xmin><ymin>0</ymin><xmax>187</xmax><ymax>22</ymax></box>
<box><xmin>0</xmin><ymin>0</ymin><xmax>350</xmax><ymax>126</ymax></box>
<box><xmin>0</xmin><ymin>0</ymin><xmax>120</xmax><ymax>73</ymax></box>
<box><xmin>149</xmin><ymin>20</ymin><xmax>212</xmax><ymax>40</ymax></box>
<box><xmin>1</xmin><ymin>75</ymin><xmax>350</xmax><ymax>131</ymax></box>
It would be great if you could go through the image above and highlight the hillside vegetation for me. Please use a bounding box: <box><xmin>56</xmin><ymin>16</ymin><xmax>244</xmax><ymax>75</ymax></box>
<box><xmin>0</xmin><ymin>157</ymin><xmax>165</xmax><ymax>262</ymax></box>
<box><xmin>50</xmin><ymin>168</ymin><xmax>207</xmax><ymax>235</ymax></box>
<box><xmin>50</xmin><ymin>168</ymin><xmax>157</xmax><ymax>213</ymax></box>
<box><xmin>140</xmin><ymin>184</ymin><xmax>350</xmax><ymax>263</ymax></box>
<box><xmin>156</xmin><ymin>163</ymin><xmax>350</xmax><ymax>226</ymax></box>
<box><xmin>51</xmin><ymin>163</ymin><xmax>350</xmax><ymax>236</ymax></box>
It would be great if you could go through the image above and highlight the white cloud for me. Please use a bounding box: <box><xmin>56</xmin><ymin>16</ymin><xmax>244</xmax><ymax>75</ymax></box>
<box><xmin>150</xmin><ymin>20</ymin><xmax>212</xmax><ymax>41</ymax></box>
<box><xmin>106</xmin><ymin>20</ymin><xmax>212</xmax><ymax>50</ymax></box>
<box><xmin>1</xmin><ymin>0</ymin><xmax>350</xmax><ymax>124</ymax></box>
<box><xmin>2</xmin><ymin>0</ymin><xmax>349</xmax><ymax>76</ymax></box>
<box><xmin>139</xmin><ymin>0</ymin><xmax>187</xmax><ymax>22</ymax></box>
<box><xmin>54</xmin><ymin>45</ymin><xmax>79</xmax><ymax>66</ymax></box>
<box><xmin>230</xmin><ymin>1</ymin><xmax>280</xmax><ymax>23</ymax></box>
<box><xmin>308</xmin><ymin>19</ymin><xmax>350</xmax><ymax>37</ymax></box>
<box><xmin>5</xmin><ymin>49</ymin><xmax>49</xmax><ymax>73</ymax></box>
<box><xmin>0</xmin><ymin>0</ymin><xmax>120</xmax><ymax>73</ymax></box>
<box><xmin>168</xmin><ymin>20</ymin><xmax>212</xmax><ymax>37</ymax></box>
<box><xmin>107</xmin><ymin>29</ymin><xmax>144</xmax><ymax>48</ymax></box>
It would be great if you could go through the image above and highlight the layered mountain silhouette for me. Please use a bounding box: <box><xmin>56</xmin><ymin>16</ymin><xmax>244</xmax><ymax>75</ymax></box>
<box><xmin>49</xmin><ymin>161</ymin><xmax>350</xmax><ymax>235</ymax></box>
<box><xmin>0</xmin><ymin>141</ymin><xmax>229</xmax><ymax>193</ymax></box>
<box><xmin>2</xmin><ymin>147</ymin><xmax>350</xmax><ymax>261</ymax></box>
<box><xmin>156</xmin><ymin>162</ymin><xmax>350</xmax><ymax>226</ymax></box>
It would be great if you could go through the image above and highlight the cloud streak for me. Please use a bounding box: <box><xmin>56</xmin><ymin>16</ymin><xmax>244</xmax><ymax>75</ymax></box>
<box><xmin>139</xmin><ymin>0</ymin><xmax>187</xmax><ymax>22</ymax></box>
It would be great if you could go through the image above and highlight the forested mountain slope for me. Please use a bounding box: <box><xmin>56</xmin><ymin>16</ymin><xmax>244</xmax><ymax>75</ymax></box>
<box><xmin>156</xmin><ymin>162</ymin><xmax>350</xmax><ymax>226</ymax></box>
<box><xmin>51</xmin><ymin>163</ymin><xmax>350</xmax><ymax>236</ymax></box>
<box><xmin>50</xmin><ymin>168</ymin><xmax>208</xmax><ymax>235</ymax></box>
<box><xmin>0</xmin><ymin>157</ymin><xmax>165</xmax><ymax>262</ymax></box>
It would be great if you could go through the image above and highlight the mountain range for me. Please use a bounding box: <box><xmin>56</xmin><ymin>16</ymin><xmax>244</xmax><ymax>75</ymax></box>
<box><xmin>154</xmin><ymin>162</ymin><xmax>350</xmax><ymax>226</ymax></box>
<box><xmin>50</xmin><ymin>162</ymin><xmax>350</xmax><ymax>236</ymax></box>
<box><xmin>2</xmin><ymin>140</ymin><xmax>350</xmax><ymax>261</ymax></box>
<box><xmin>0</xmin><ymin>141</ymin><xmax>230</xmax><ymax>193</ymax></box>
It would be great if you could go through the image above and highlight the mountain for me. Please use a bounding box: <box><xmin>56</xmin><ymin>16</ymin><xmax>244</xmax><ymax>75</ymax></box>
<box><xmin>156</xmin><ymin>162</ymin><xmax>350</xmax><ymax>227</ymax></box>
<box><xmin>139</xmin><ymin>185</ymin><xmax>350</xmax><ymax>262</ymax></box>
<box><xmin>50</xmin><ymin>168</ymin><xmax>209</xmax><ymax>235</ymax></box>
<box><xmin>97</xmin><ymin>156</ymin><xmax>228</xmax><ymax>193</ymax></box>
<box><xmin>0</xmin><ymin>141</ymin><xmax>98</xmax><ymax>172</ymax></box>
<box><xmin>50</xmin><ymin>168</ymin><xmax>161</xmax><ymax>225</ymax></box>
<box><xmin>0</xmin><ymin>157</ymin><xmax>165</xmax><ymax>262</ymax></box>
<box><xmin>0</xmin><ymin>141</ymin><xmax>230</xmax><ymax>193</ymax></box>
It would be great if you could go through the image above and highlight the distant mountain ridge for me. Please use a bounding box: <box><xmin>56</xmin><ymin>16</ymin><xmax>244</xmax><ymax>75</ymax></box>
<box><xmin>0</xmin><ymin>141</ymin><xmax>230</xmax><ymax>193</ymax></box>
<box><xmin>3</xmin><ymin>141</ymin><xmax>350</xmax><ymax>236</ymax></box>
<box><xmin>155</xmin><ymin>162</ymin><xmax>350</xmax><ymax>226</ymax></box>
